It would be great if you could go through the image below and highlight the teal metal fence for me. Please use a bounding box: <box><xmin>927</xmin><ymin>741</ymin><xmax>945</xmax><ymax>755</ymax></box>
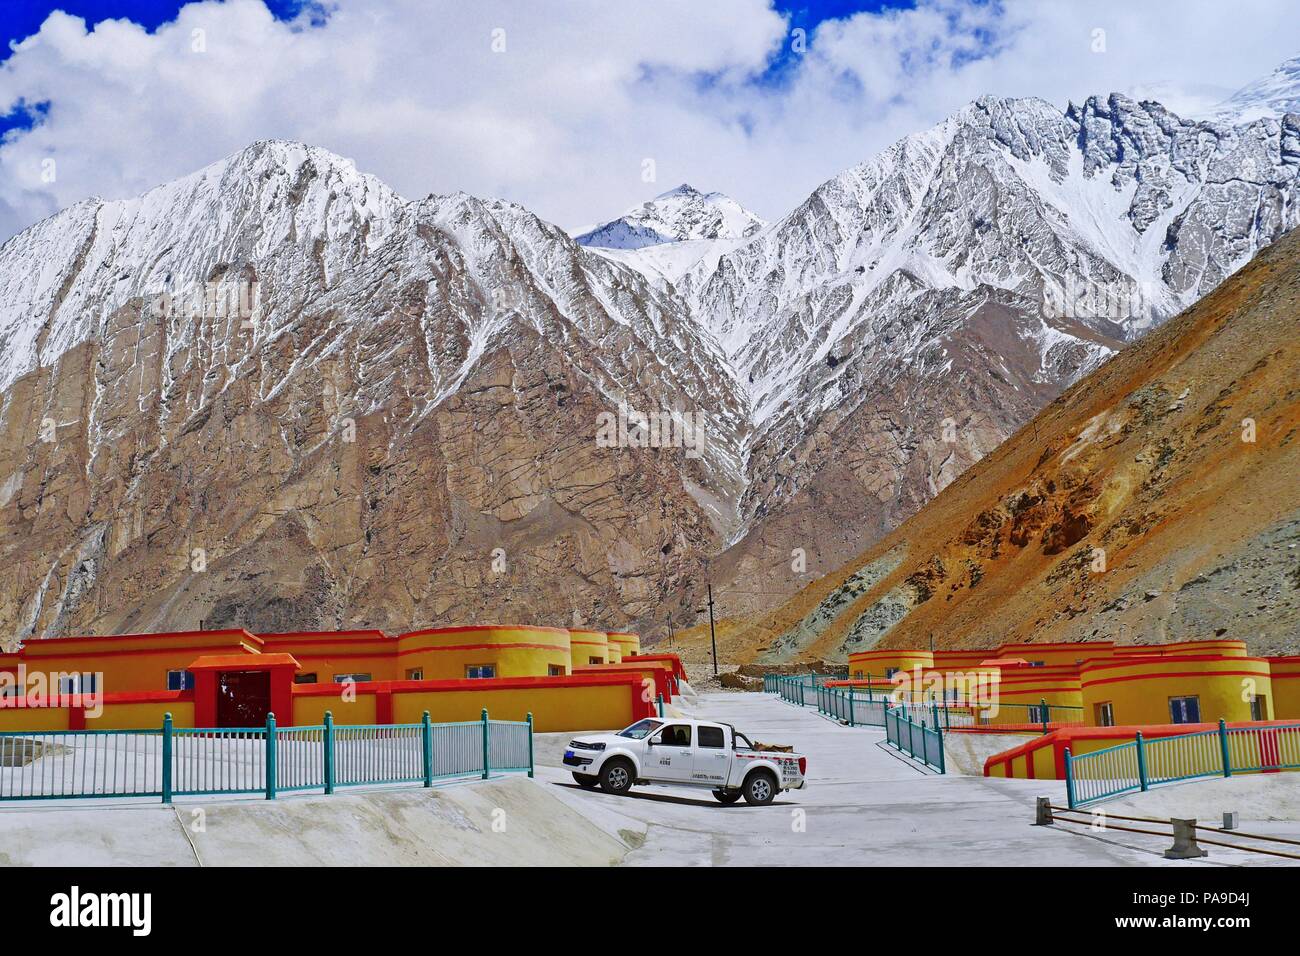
<box><xmin>885</xmin><ymin>703</ymin><xmax>945</xmax><ymax>773</ymax></box>
<box><xmin>769</xmin><ymin>673</ymin><xmax>843</xmax><ymax>703</ymax></box>
<box><xmin>0</xmin><ymin>728</ymin><xmax>165</xmax><ymax>801</ymax></box>
<box><xmin>815</xmin><ymin>685</ymin><xmax>888</xmax><ymax>727</ymax></box>
<box><xmin>0</xmin><ymin>708</ymin><xmax>533</xmax><ymax>804</ymax></box>
<box><xmin>974</xmin><ymin>701</ymin><xmax>1086</xmax><ymax>733</ymax></box>
<box><xmin>1066</xmin><ymin>720</ymin><xmax>1300</xmax><ymax>808</ymax></box>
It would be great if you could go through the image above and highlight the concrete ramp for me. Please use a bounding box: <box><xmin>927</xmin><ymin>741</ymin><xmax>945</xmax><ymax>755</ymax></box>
<box><xmin>0</xmin><ymin>777</ymin><xmax>629</xmax><ymax>866</ymax></box>
<box><xmin>944</xmin><ymin>731</ymin><xmax>1037</xmax><ymax>776</ymax></box>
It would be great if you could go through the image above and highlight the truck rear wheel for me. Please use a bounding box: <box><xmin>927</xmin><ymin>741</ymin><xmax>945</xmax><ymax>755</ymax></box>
<box><xmin>742</xmin><ymin>770</ymin><xmax>778</xmax><ymax>805</ymax></box>
<box><xmin>572</xmin><ymin>772</ymin><xmax>599</xmax><ymax>789</ymax></box>
<box><xmin>599</xmin><ymin>758</ymin><xmax>635</xmax><ymax>796</ymax></box>
<box><xmin>712</xmin><ymin>789</ymin><xmax>742</xmax><ymax>804</ymax></box>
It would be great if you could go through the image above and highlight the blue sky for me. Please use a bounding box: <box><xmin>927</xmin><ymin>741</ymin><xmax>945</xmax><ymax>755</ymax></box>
<box><xmin>0</xmin><ymin>1</ymin><xmax>308</xmax><ymax>135</ymax></box>
<box><xmin>0</xmin><ymin>1</ymin><xmax>1293</xmax><ymax>242</ymax></box>
<box><xmin>0</xmin><ymin>1</ymin><xmax>920</xmax><ymax>144</ymax></box>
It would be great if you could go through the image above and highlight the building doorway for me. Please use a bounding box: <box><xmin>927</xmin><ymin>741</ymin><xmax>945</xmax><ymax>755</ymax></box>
<box><xmin>1250</xmin><ymin>694</ymin><xmax>1268</xmax><ymax>721</ymax></box>
<box><xmin>216</xmin><ymin>670</ymin><xmax>272</xmax><ymax>727</ymax></box>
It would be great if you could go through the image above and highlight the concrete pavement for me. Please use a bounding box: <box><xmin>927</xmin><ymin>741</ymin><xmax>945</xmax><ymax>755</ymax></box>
<box><xmin>536</xmin><ymin>692</ymin><xmax>1297</xmax><ymax>866</ymax></box>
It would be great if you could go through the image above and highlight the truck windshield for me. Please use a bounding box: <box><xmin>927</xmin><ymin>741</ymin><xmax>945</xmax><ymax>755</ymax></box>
<box><xmin>617</xmin><ymin>719</ymin><xmax>664</xmax><ymax>739</ymax></box>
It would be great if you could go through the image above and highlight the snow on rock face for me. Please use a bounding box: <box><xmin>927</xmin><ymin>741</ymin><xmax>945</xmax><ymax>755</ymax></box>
<box><xmin>1201</xmin><ymin>54</ymin><xmax>1300</xmax><ymax>124</ymax></box>
<box><xmin>575</xmin><ymin>184</ymin><xmax>766</xmax><ymax>249</ymax></box>
<box><xmin>0</xmin><ymin>141</ymin><xmax>755</xmax><ymax>640</ymax></box>
<box><xmin>0</xmin><ymin>140</ymin><xmax>405</xmax><ymax>394</ymax></box>
<box><xmin>687</xmin><ymin>93</ymin><xmax>1299</xmax><ymax>422</ymax></box>
<box><xmin>1</xmin><ymin>69</ymin><xmax>1298</xmax><ymax>636</ymax></box>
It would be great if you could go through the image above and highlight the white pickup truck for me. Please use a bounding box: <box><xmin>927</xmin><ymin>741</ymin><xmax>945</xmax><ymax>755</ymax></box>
<box><xmin>563</xmin><ymin>717</ymin><xmax>807</xmax><ymax>805</ymax></box>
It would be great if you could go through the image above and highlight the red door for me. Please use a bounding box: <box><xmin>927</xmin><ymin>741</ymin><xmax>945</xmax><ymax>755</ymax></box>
<box><xmin>216</xmin><ymin>670</ymin><xmax>272</xmax><ymax>727</ymax></box>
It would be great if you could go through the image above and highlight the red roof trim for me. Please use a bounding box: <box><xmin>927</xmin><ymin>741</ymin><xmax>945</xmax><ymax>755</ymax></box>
<box><xmin>398</xmin><ymin>624</ymin><xmax>571</xmax><ymax>638</ymax></box>
<box><xmin>290</xmin><ymin>673</ymin><xmax>643</xmax><ymax>697</ymax></box>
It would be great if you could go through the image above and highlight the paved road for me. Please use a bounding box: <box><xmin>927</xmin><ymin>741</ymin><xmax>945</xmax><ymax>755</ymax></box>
<box><xmin>537</xmin><ymin>692</ymin><xmax>1284</xmax><ymax>866</ymax></box>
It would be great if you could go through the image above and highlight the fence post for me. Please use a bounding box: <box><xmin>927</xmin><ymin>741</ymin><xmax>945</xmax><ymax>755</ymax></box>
<box><xmin>1135</xmin><ymin>732</ymin><xmax>1148</xmax><ymax>791</ymax></box>
<box><xmin>656</xmin><ymin>694</ymin><xmax>664</xmax><ymax>717</ymax></box>
<box><xmin>1218</xmin><ymin>718</ymin><xmax>1232</xmax><ymax>778</ymax></box>
<box><xmin>421</xmin><ymin>710</ymin><xmax>433</xmax><ymax>788</ymax></box>
<box><xmin>161</xmin><ymin>713</ymin><xmax>173</xmax><ymax>805</ymax></box>
<box><xmin>867</xmin><ymin>674</ymin><xmax>874</xmax><ymax>702</ymax></box>
<box><xmin>1064</xmin><ymin>748</ymin><xmax>1076</xmax><ymax>809</ymax></box>
<box><xmin>481</xmin><ymin>708</ymin><xmax>490</xmax><ymax>780</ymax></box>
<box><xmin>847</xmin><ymin>686</ymin><xmax>854</xmax><ymax>728</ymax></box>
<box><xmin>526</xmin><ymin>712</ymin><xmax>535</xmax><ymax>779</ymax></box>
<box><xmin>324</xmin><ymin>711</ymin><xmax>335</xmax><ymax>794</ymax></box>
<box><xmin>1041</xmin><ymin>698</ymin><xmax>1049</xmax><ymax>736</ymax></box>
<box><xmin>932</xmin><ymin>700</ymin><xmax>941</xmax><ymax>732</ymax></box>
<box><xmin>265</xmin><ymin>712</ymin><xmax>278</xmax><ymax>801</ymax></box>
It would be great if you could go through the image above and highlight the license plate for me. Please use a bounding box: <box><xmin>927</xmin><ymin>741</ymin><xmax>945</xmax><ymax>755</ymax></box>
<box><xmin>564</xmin><ymin>751</ymin><xmax>575</xmax><ymax>759</ymax></box>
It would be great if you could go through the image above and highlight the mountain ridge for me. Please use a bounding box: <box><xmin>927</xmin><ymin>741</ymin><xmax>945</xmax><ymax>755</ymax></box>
<box><xmin>0</xmin><ymin>62</ymin><xmax>1297</xmax><ymax>642</ymax></box>
<box><xmin>684</xmin><ymin>223</ymin><xmax>1300</xmax><ymax>667</ymax></box>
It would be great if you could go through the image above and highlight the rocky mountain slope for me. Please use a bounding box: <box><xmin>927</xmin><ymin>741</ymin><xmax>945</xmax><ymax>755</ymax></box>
<box><xmin>1</xmin><ymin>57</ymin><xmax>1298</xmax><ymax>643</ymax></box>
<box><xmin>0</xmin><ymin>142</ymin><xmax>750</xmax><ymax>644</ymax></box>
<box><xmin>701</xmin><ymin>225</ymin><xmax>1300</xmax><ymax>664</ymax></box>
<box><xmin>592</xmin><ymin>85</ymin><xmax>1299</xmax><ymax>618</ymax></box>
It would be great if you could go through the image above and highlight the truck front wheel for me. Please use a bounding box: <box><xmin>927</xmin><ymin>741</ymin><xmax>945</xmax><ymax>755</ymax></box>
<box><xmin>599</xmin><ymin>758</ymin><xmax>635</xmax><ymax>796</ymax></box>
<box><xmin>742</xmin><ymin>770</ymin><xmax>778</xmax><ymax>805</ymax></box>
<box><xmin>712</xmin><ymin>789</ymin><xmax>742</xmax><ymax>804</ymax></box>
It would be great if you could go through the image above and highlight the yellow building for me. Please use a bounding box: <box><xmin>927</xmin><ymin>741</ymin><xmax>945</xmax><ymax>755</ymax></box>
<box><xmin>1112</xmin><ymin>639</ymin><xmax>1248</xmax><ymax>658</ymax></box>
<box><xmin>847</xmin><ymin>648</ymin><xmax>933</xmax><ymax>680</ymax></box>
<box><xmin>397</xmin><ymin>625</ymin><xmax>571</xmax><ymax>680</ymax></box>
<box><xmin>607</xmin><ymin>631</ymin><xmax>641</xmax><ymax>660</ymax></box>
<box><xmin>996</xmin><ymin>641</ymin><xmax>1114</xmax><ymax>667</ymax></box>
<box><xmin>1080</xmin><ymin>654</ymin><xmax>1274</xmax><ymax>726</ymax></box>
<box><xmin>568</xmin><ymin>629</ymin><xmax>609</xmax><ymax>668</ymax></box>
<box><xmin>1269</xmin><ymin>657</ymin><xmax>1300</xmax><ymax>719</ymax></box>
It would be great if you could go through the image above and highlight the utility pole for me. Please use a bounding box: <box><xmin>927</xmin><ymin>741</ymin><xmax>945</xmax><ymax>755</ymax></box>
<box><xmin>707</xmin><ymin>584</ymin><xmax>718</xmax><ymax>677</ymax></box>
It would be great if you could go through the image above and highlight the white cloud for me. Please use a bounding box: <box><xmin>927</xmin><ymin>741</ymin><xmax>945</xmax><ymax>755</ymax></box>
<box><xmin>0</xmin><ymin>0</ymin><xmax>1295</xmax><ymax>242</ymax></box>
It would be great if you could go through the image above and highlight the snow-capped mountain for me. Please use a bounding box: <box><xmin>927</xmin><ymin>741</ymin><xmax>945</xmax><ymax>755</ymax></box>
<box><xmin>0</xmin><ymin>141</ymin><xmax>750</xmax><ymax>641</ymax></box>
<box><xmin>1</xmin><ymin>57</ymin><xmax>1297</xmax><ymax>640</ymax></box>
<box><xmin>575</xmin><ymin>184</ymin><xmax>765</xmax><ymax>249</ymax></box>
<box><xmin>577</xmin><ymin>90</ymin><xmax>1298</xmax><ymax>587</ymax></box>
<box><xmin>1202</xmin><ymin>54</ymin><xmax>1300</xmax><ymax>123</ymax></box>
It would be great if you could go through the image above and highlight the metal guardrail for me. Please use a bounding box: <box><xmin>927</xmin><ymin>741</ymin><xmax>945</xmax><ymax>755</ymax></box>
<box><xmin>0</xmin><ymin>708</ymin><xmax>533</xmax><ymax>803</ymax></box>
<box><xmin>766</xmin><ymin>673</ymin><xmax>844</xmax><ymax>702</ymax></box>
<box><xmin>1066</xmin><ymin>720</ymin><xmax>1300</xmax><ymax>808</ymax></box>
<box><xmin>765</xmin><ymin>675</ymin><xmax>1082</xmax><ymax>736</ymax></box>
<box><xmin>0</xmin><ymin>729</ymin><xmax>166</xmax><ymax>801</ymax></box>
<box><xmin>763</xmin><ymin>674</ymin><xmax>945</xmax><ymax>773</ymax></box>
<box><xmin>815</xmin><ymin>685</ymin><xmax>887</xmax><ymax>727</ymax></box>
<box><xmin>886</xmin><ymin>704</ymin><xmax>945</xmax><ymax>773</ymax></box>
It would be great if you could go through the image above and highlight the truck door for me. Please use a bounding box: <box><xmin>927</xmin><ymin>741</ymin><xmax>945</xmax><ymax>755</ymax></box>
<box><xmin>694</xmin><ymin>724</ymin><xmax>730</xmax><ymax>786</ymax></box>
<box><xmin>647</xmin><ymin>723</ymin><xmax>695</xmax><ymax>783</ymax></box>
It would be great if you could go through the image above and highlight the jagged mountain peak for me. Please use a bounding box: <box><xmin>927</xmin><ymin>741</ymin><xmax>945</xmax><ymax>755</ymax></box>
<box><xmin>1202</xmin><ymin>53</ymin><xmax>1300</xmax><ymax>124</ymax></box>
<box><xmin>0</xmin><ymin>75</ymin><xmax>1296</xmax><ymax>643</ymax></box>
<box><xmin>574</xmin><ymin>184</ymin><xmax>766</xmax><ymax>249</ymax></box>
